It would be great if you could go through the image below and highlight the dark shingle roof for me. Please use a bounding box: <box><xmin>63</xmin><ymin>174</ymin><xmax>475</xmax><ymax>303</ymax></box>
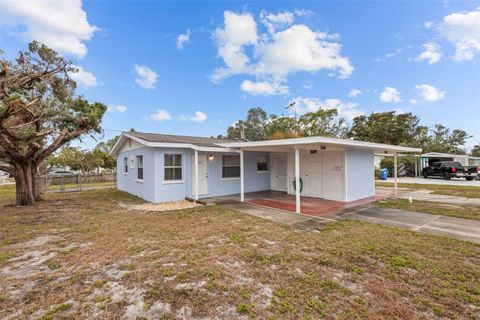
<box><xmin>127</xmin><ymin>131</ymin><xmax>237</xmax><ymax>147</ymax></box>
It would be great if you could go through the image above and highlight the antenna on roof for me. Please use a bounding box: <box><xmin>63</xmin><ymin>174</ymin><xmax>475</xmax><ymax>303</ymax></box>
<box><xmin>286</xmin><ymin>101</ymin><xmax>297</xmax><ymax>119</ymax></box>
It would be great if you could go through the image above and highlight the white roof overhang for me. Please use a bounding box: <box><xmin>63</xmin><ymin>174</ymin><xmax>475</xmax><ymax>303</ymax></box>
<box><xmin>109</xmin><ymin>133</ymin><xmax>236</xmax><ymax>156</ymax></box>
<box><xmin>217</xmin><ymin>136</ymin><xmax>422</xmax><ymax>154</ymax></box>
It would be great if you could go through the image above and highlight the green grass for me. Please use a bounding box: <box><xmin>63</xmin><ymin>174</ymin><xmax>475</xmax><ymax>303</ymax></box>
<box><xmin>375</xmin><ymin>198</ymin><xmax>480</xmax><ymax>221</ymax></box>
<box><xmin>376</xmin><ymin>181</ymin><xmax>480</xmax><ymax>198</ymax></box>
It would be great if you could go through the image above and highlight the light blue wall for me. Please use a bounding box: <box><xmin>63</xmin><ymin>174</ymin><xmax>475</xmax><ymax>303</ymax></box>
<box><xmin>345</xmin><ymin>147</ymin><xmax>375</xmax><ymax>202</ymax></box>
<box><xmin>117</xmin><ymin>148</ymin><xmax>270</xmax><ymax>203</ymax></box>
<box><xmin>204</xmin><ymin>151</ymin><xmax>270</xmax><ymax>198</ymax></box>
<box><xmin>116</xmin><ymin>147</ymin><xmax>156</xmax><ymax>202</ymax></box>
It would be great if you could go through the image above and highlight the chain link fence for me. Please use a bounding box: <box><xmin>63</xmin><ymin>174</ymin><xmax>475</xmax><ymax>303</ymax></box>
<box><xmin>36</xmin><ymin>173</ymin><xmax>117</xmax><ymax>193</ymax></box>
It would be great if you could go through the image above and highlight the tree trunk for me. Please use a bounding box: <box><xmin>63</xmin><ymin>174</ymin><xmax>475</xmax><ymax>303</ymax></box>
<box><xmin>32</xmin><ymin>165</ymin><xmax>42</xmax><ymax>201</ymax></box>
<box><xmin>14</xmin><ymin>162</ymin><xmax>36</xmax><ymax>206</ymax></box>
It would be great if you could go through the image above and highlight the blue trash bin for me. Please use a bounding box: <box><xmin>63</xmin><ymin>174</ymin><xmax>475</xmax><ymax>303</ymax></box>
<box><xmin>380</xmin><ymin>168</ymin><xmax>388</xmax><ymax>180</ymax></box>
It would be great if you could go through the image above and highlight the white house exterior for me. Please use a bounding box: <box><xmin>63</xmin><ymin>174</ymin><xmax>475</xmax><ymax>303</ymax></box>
<box><xmin>110</xmin><ymin>132</ymin><xmax>421</xmax><ymax>213</ymax></box>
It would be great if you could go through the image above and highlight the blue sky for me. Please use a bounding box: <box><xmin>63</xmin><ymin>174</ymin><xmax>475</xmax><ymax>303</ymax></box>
<box><xmin>1</xmin><ymin>1</ymin><xmax>480</xmax><ymax>150</ymax></box>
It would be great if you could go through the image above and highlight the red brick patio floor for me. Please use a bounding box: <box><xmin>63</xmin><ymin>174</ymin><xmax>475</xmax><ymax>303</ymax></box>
<box><xmin>246</xmin><ymin>190</ymin><xmax>386</xmax><ymax>217</ymax></box>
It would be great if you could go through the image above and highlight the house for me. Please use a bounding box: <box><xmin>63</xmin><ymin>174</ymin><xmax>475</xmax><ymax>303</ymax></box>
<box><xmin>110</xmin><ymin>132</ymin><xmax>421</xmax><ymax>213</ymax></box>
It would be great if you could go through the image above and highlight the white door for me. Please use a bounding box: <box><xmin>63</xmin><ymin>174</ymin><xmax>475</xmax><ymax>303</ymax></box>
<box><xmin>302</xmin><ymin>154</ymin><xmax>324</xmax><ymax>197</ymax></box>
<box><xmin>271</xmin><ymin>155</ymin><xmax>288</xmax><ymax>192</ymax></box>
<box><xmin>192</xmin><ymin>155</ymin><xmax>208</xmax><ymax>195</ymax></box>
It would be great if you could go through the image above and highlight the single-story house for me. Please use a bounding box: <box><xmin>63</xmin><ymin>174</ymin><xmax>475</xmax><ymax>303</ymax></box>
<box><xmin>110</xmin><ymin>132</ymin><xmax>421</xmax><ymax>213</ymax></box>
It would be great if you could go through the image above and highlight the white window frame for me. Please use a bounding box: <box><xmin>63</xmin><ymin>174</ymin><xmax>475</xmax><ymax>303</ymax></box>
<box><xmin>164</xmin><ymin>153</ymin><xmax>183</xmax><ymax>182</ymax></box>
<box><xmin>123</xmin><ymin>157</ymin><xmax>128</xmax><ymax>174</ymax></box>
<box><xmin>129</xmin><ymin>154</ymin><xmax>135</xmax><ymax>169</ymax></box>
<box><xmin>222</xmin><ymin>154</ymin><xmax>240</xmax><ymax>179</ymax></box>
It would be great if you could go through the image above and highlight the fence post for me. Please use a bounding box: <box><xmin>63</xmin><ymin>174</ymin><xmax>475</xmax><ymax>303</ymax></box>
<box><xmin>79</xmin><ymin>174</ymin><xmax>82</xmax><ymax>191</ymax></box>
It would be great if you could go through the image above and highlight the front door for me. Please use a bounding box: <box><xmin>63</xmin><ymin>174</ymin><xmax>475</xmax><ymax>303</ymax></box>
<box><xmin>192</xmin><ymin>155</ymin><xmax>208</xmax><ymax>195</ymax></box>
<box><xmin>302</xmin><ymin>154</ymin><xmax>324</xmax><ymax>197</ymax></box>
<box><xmin>272</xmin><ymin>155</ymin><xmax>288</xmax><ymax>192</ymax></box>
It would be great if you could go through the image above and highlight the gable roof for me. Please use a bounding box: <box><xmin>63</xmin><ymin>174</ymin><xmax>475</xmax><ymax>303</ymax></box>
<box><xmin>109</xmin><ymin>131</ymin><xmax>238</xmax><ymax>155</ymax></box>
<box><xmin>127</xmin><ymin>131</ymin><xmax>236</xmax><ymax>147</ymax></box>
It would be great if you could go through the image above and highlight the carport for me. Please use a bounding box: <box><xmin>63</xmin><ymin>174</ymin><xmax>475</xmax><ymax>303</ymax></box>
<box><xmin>218</xmin><ymin>137</ymin><xmax>421</xmax><ymax>214</ymax></box>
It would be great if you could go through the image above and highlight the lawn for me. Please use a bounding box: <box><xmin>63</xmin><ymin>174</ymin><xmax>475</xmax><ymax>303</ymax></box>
<box><xmin>376</xmin><ymin>181</ymin><xmax>480</xmax><ymax>198</ymax></box>
<box><xmin>0</xmin><ymin>187</ymin><xmax>479</xmax><ymax>319</ymax></box>
<box><xmin>375</xmin><ymin>198</ymin><xmax>480</xmax><ymax>221</ymax></box>
<box><xmin>47</xmin><ymin>181</ymin><xmax>115</xmax><ymax>191</ymax></box>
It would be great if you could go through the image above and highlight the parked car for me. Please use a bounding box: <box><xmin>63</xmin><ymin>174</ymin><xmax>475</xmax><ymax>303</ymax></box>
<box><xmin>422</xmin><ymin>161</ymin><xmax>478</xmax><ymax>181</ymax></box>
<box><xmin>48</xmin><ymin>170</ymin><xmax>76</xmax><ymax>176</ymax></box>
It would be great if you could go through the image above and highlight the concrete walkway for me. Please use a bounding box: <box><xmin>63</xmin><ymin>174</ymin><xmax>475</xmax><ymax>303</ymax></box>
<box><xmin>218</xmin><ymin>201</ymin><xmax>333</xmax><ymax>231</ymax></box>
<box><xmin>347</xmin><ymin>207</ymin><xmax>480</xmax><ymax>243</ymax></box>
<box><xmin>217</xmin><ymin>199</ymin><xmax>480</xmax><ymax>243</ymax></box>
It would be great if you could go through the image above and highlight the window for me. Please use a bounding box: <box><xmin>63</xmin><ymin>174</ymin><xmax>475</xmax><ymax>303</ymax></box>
<box><xmin>222</xmin><ymin>155</ymin><xmax>240</xmax><ymax>178</ymax></box>
<box><xmin>137</xmin><ymin>155</ymin><xmax>143</xmax><ymax>180</ymax></box>
<box><xmin>124</xmin><ymin>157</ymin><xmax>128</xmax><ymax>173</ymax></box>
<box><xmin>164</xmin><ymin>154</ymin><xmax>182</xmax><ymax>181</ymax></box>
<box><xmin>257</xmin><ymin>155</ymin><xmax>268</xmax><ymax>172</ymax></box>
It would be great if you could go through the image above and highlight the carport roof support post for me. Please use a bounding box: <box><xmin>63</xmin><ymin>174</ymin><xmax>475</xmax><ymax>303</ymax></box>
<box><xmin>295</xmin><ymin>147</ymin><xmax>301</xmax><ymax>213</ymax></box>
<box><xmin>194</xmin><ymin>149</ymin><xmax>199</xmax><ymax>200</ymax></box>
<box><xmin>240</xmin><ymin>149</ymin><xmax>244</xmax><ymax>202</ymax></box>
<box><xmin>394</xmin><ymin>152</ymin><xmax>398</xmax><ymax>194</ymax></box>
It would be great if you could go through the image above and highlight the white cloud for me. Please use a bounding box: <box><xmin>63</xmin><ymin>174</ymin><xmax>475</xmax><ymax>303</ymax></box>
<box><xmin>260</xmin><ymin>10</ymin><xmax>295</xmax><ymax>34</ymax></box>
<box><xmin>439</xmin><ymin>7</ymin><xmax>480</xmax><ymax>61</ymax></box>
<box><xmin>107</xmin><ymin>105</ymin><xmax>127</xmax><ymax>113</ymax></box>
<box><xmin>176</xmin><ymin>29</ymin><xmax>190</xmax><ymax>50</ymax></box>
<box><xmin>68</xmin><ymin>66</ymin><xmax>97</xmax><ymax>87</ymax></box>
<box><xmin>191</xmin><ymin>111</ymin><xmax>207</xmax><ymax>122</ymax></box>
<box><xmin>379</xmin><ymin>87</ymin><xmax>402</xmax><ymax>103</ymax></box>
<box><xmin>424</xmin><ymin>21</ymin><xmax>434</xmax><ymax>29</ymax></box>
<box><xmin>348</xmin><ymin>88</ymin><xmax>362</xmax><ymax>98</ymax></box>
<box><xmin>410</xmin><ymin>99</ymin><xmax>418</xmax><ymax>105</ymax></box>
<box><xmin>134</xmin><ymin>65</ymin><xmax>158</xmax><ymax>89</ymax></box>
<box><xmin>416</xmin><ymin>42</ymin><xmax>442</xmax><ymax>64</ymax></box>
<box><xmin>211</xmin><ymin>11</ymin><xmax>353</xmax><ymax>93</ymax></box>
<box><xmin>211</xmin><ymin>11</ymin><xmax>258</xmax><ymax>82</ymax></box>
<box><xmin>150</xmin><ymin>109</ymin><xmax>171</xmax><ymax>122</ymax></box>
<box><xmin>303</xmin><ymin>81</ymin><xmax>313</xmax><ymax>90</ymax></box>
<box><xmin>2</xmin><ymin>0</ymin><xmax>97</xmax><ymax>58</ymax></box>
<box><xmin>240</xmin><ymin>80</ymin><xmax>289</xmax><ymax>96</ymax></box>
<box><xmin>415</xmin><ymin>84</ymin><xmax>446</xmax><ymax>101</ymax></box>
<box><xmin>289</xmin><ymin>97</ymin><xmax>364</xmax><ymax>121</ymax></box>
<box><xmin>179</xmin><ymin>111</ymin><xmax>208</xmax><ymax>123</ymax></box>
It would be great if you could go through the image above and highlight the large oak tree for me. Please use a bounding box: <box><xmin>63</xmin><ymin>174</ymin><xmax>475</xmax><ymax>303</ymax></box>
<box><xmin>0</xmin><ymin>42</ymin><xmax>106</xmax><ymax>206</ymax></box>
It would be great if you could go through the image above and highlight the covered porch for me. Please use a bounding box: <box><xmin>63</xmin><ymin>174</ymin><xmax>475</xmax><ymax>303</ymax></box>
<box><xmin>208</xmin><ymin>190</ymin><xmax>385</xmax><ymax>217</ymax></box>
<box><xmin>197</xmin><ymin>137</ymin><xmax>421</xmax><ymax>214</ymax></box>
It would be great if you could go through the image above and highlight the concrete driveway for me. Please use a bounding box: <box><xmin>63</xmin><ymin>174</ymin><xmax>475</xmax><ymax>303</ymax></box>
<box><xmin>349</xmin><ymin>207</ymin><xmax>480</xmax><ymax>243</ymax></box>
<box><xmin>385</xmin><ymin>176</ymin><xmax>480</xmax><ymax>187</ymax></box>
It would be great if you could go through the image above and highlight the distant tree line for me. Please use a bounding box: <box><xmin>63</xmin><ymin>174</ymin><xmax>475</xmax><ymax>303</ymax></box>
<box><xmin>223</xmin><ymin>107</ymin><xmax>473</xmax><ymax>155</ymax></box>
<box><xmin>47</xmin><ymin>135</ymin><xmax>118</xmax><ymax>173</ymax></box>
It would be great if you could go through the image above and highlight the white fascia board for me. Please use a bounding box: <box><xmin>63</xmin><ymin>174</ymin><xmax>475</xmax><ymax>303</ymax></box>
<box><xmin>217</xmin><ymin>137</ymin><xmax>422</xmax><ymax>153</ymax></box>
<box><xmin>110</xmin><ymin>132</ymin><xmax>234</xmax><ymax>155</ymax></box>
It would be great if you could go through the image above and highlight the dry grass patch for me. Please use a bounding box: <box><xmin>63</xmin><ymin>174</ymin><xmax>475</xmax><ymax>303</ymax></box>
<box><xmin>376</xmin><ymin>181</ymin><xmax>480</xmax><ymax>198</ymax></box>
<box><xmin>375</xmin><ymin>198</ymin><xmax>480</xmax><ymax>221</ymax></box>
<box><xmin>0</xmin><ymin>188</ymin><xmax>479</xmax><ymax>319</ymax></box>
